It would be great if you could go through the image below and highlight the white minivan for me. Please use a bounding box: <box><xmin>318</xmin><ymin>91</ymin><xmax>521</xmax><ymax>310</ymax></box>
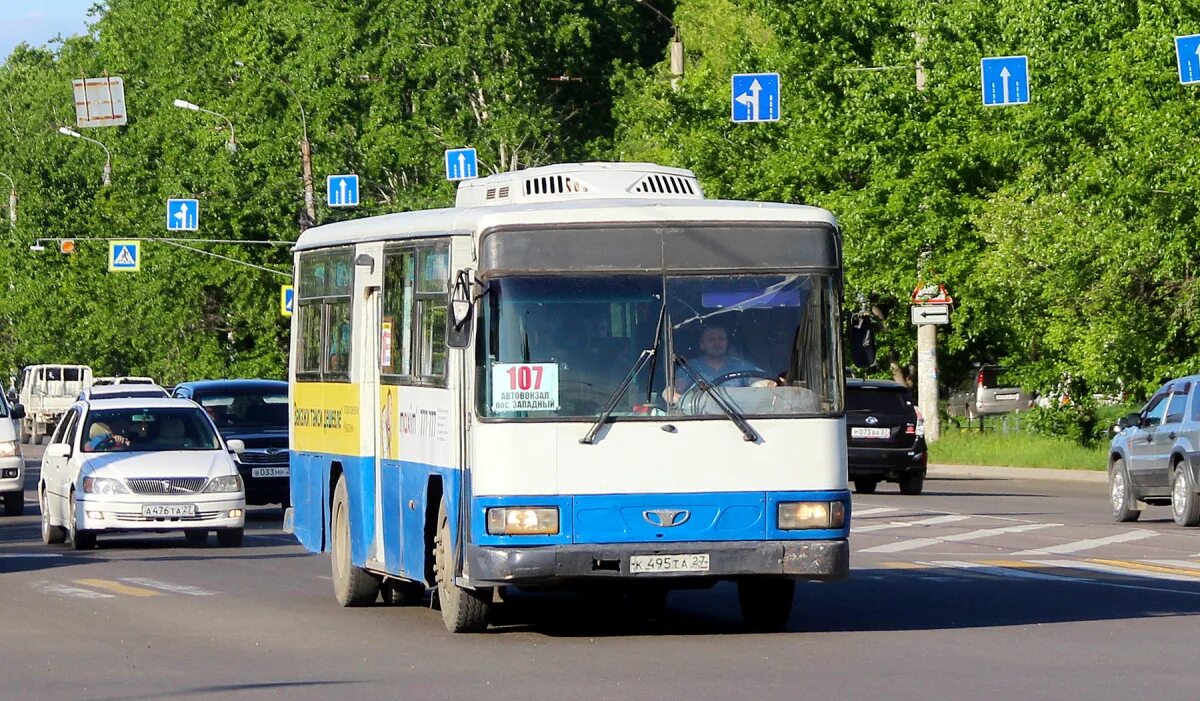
<box><xmin>39</xmin><ymin>397</ymin><xmax>247</xmax><ymax>549</ymax></box>
<box><xmin>0</xmin><ymin>392</ymin><xmax>26</xmax><ymax>516</ymax></box>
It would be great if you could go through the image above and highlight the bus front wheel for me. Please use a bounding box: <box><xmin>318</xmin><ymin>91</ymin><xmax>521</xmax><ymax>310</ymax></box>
<box><xmin>432</xmin><ymin>496</ymin><xmax>491</xmax><ymax>633</ymax></box>
<box><xmin>331</xmin><ymin>475</ymin><xmax>379</xmax><ymax>606</ymax></box>
<box><xmin>737</xmin><ymin>577</ymin><xmax>795</xmax><ymax>631</ymax></box>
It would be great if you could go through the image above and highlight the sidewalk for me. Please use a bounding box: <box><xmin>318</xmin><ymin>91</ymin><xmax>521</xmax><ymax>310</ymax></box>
<box><xmin>928</xmin><ymin>463</ymin><xmax>1107</xmax><ymax>484</ymax></box>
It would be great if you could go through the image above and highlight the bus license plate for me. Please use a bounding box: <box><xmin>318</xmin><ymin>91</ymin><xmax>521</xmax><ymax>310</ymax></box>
<box><xmin>142</xmin><ymin>504</ymin><xmax>195</xmax><ymax>517</ymax></box>
<box><xmin>851</xmin><ymin>427</ymin><xmax>891</xmax><ymax>439</ymax></box>
<box><xmin>630</xmin><ymin>554</ymin><xmax>710</xmax><ymax>574</ymax></box>
<box><xmin>251</xmin><ymin>467</ymin><xmax>289</xmax><ymax>478</ymax></box>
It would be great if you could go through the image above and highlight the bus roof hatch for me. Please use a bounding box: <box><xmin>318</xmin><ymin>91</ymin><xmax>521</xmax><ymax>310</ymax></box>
<box><xmin>455</xmin><ymin>162</ymin><xmax>704</xmax><ymax>208</ymax></box>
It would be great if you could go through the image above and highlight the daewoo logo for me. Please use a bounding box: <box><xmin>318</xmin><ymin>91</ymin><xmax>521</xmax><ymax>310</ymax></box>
<box><xmin>643</xmin><ymin>509</ymin><xmax>690</xmax><ymax>528</ymax></box>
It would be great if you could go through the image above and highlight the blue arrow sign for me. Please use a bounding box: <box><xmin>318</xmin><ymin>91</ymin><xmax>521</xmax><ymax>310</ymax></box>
<box><xmin>166</xmin><ymin>198</ymin><xmax>199</xmax><ymax>231</ymax></box>
<box><xmin>445</xmin><ymin>147</ymin><xmax>478</xmax><ymax>181</ymax></box>
<box><xmin>731</xmin><ymin>72</ymin><xmax>781</xmax><ymax>123</ymax></box>
<box><xmin>981</xmin><ymin>56</ymin><xmax>1031</xmax><ymax>106</ymax></box>
<box><xmin>1176</xmin><ymin>35</ymin><xmax>1200</xmax><ymax>85</ymax></box>
<box><xmin>327</xmin><ymin>174</ymin><xmax>359</xmax><ymax>207</ymax></box>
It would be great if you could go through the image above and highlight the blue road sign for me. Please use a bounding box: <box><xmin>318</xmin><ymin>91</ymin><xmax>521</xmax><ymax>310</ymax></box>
<box><xmin>166</xmin><ymin>198</ymin><xmax>199</xmax><ymax>231</ymax></box>
<box><xmin>445</xmin><ymin>147</ymin><xmax>478</xmax><ymax>181</ymax></box>
<box><xmin>327</xmin><ymin>174</ymin><xmax>359</xmax><ymax>207</ymax></box>
<box><xmin>1176</xmin><ymin>35</ymin><xmax>1200</xmax><ymax>85</ymax></box>
<box><xmin>108</xmin><ymin>240</ymin><xmax>140</xmax><ymax>272</ymax></box>
<box><xmin>981</xmin><ymin>56</ymin><xmax>1031</xmax><ymax>106</ymax></box>
<box><xmin>731</xmin><ymin>72</ymin><xmax>781</xmax><ymax>123</ymax></box>
<box><xmin>280</xmin><ymin>285</ymin><xmax>294</xmax><ymax>317</ymax></box>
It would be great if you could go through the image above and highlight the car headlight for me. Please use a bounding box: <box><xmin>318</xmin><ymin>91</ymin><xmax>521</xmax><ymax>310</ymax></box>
<box><xmin>778</xmin><ymin>501</ymin><xmax>846</xmax><ymax>530</ymax></box>
<box><xmin>486</xmin><ymin>507</ymin><xmax>559</xmax><ymax>535</ymax></box>
<box><xmin>82</xmin><ymin>477</ymin><xmax>129</xmax><ymax>495</ymax></box>
<box><xmin>0</xmin><ymin>440</ymin><xmax>19</xmax><ymax>458</ymax></box>
<box><xmin>203</xmin><ymin>474</ymin><xmax>244</xmax><ymax>493</ymax></box>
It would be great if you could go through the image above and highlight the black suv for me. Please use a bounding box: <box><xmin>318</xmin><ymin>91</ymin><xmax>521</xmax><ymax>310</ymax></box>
<box><xmin>845</xmin><ymin>379</ymin><xmax>927</xmax><ymax>495</ymax></box>
<box><xmin>173</xmin><ymin>379</ymin><xmax>290</xmax><ymax>507</ymax></box>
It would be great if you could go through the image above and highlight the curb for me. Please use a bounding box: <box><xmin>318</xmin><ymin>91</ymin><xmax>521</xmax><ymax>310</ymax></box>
<box><xmin>928</xmin><ymin>463</ymin><xmax>1107</xmax><ymax>484</ymax></box>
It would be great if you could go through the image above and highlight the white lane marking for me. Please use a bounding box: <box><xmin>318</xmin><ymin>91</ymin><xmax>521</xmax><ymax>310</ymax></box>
<box><xmin>925</xmin><ymin>560</ymin><xmax>1080</xmax><ymax>582</ymax></box>
<box><xmin>32</xmin><ymin>581</ymin><xmax>115</xmax><ymax>599</ymax></box>
<box><xmin>852</xmin><ymin>521</ymin><xmax>914</xmax><ymax>534</ymax></box>
<box><xmin>1039</xmin><ymin>559</ymin><xmax>1200</xmax><ymax>583</ymax></box>
<box><xmin>860</xmin><ymin>523</ymin><xmax>1059</xmax><ymax>553</ymax></box>
<box><xmin>851</xmin><ymin>507</ymin><xmax>899</xmax><ymax>518</ymax></box>
<box><xmin>1014</xmin><ymin>530</ymin><xmax>1158</xmax><ymax>556</ymax></box>
<box><xmin>912</xmin><ymin>515</ymin><xmax>973</xmax><ymax>526</ymax></box>
<box><xmin>119</xmin><ymin>578</ymin><xmax>218</xmax><ymax>596</ymax></box>
<box><xmin>0</xmin><ymin>553</ymin><xmax>65</xmax><ymax>558</ymax></box>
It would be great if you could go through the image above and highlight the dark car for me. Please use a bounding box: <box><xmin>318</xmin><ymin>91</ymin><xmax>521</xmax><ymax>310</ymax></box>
<box><xmin>172</xmin><ymin>379</ymin><xmax>290</xmax><ymax>507</ymax></box>
<box><xmin>845</xmin><ymin>379</ymin><xmax>927</xmax><ymax>495</ymax></box>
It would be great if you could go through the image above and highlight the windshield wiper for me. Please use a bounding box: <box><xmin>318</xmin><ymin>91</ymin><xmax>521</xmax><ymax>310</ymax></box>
<box><xmin>579</xmin><ymin>301</ymin><xmax>667</xmax><ymax>445</ymax></box>
<box><xmin>673</xmin><ymin>355</ymin><xmax>759</xmax><ymax>442</ymax></box>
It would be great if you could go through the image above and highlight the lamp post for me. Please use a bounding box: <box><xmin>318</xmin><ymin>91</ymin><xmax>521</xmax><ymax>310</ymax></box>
<box><xmin>631</xmin><ymin>0</ymin><xmax>684</xmax><ymax>90</ymax></box>
<box><xmin>0</xmin><ymin>172</ymin><xmax>14</xmax><ymax>227</ymax></box>
<box><xmin>234</xmin><ymin>60</ymin><xmax>316</xmax><ymax>230</ymax></box>
<box><xmin>173</xmin><ymin>98</ymin><xmax>238</xmax><ymax>153</ymax></box>
<box><xmin>57</xmin><ymin>127</ymin><xmax>112</xmax><ymax>187</ymax></box>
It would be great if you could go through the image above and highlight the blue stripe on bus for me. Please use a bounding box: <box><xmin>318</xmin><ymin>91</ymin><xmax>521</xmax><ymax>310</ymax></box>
<box><xmin>471</xmin><ymin>490</ymin><xmax>851</xmax><ymax>546</ymax></box>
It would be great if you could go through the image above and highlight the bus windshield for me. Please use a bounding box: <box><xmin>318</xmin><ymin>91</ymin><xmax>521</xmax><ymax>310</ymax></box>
<box><xmin>477</xmin><ymin>273</ymin><xmax>842</xmax><ymax>420</ymax></box>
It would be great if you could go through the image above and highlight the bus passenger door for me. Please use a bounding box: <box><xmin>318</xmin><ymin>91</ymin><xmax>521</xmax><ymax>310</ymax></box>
<box><xmin>365</xmin><ymin>288</ymin><xmax>386</xmax><ymax>570</ymax></box>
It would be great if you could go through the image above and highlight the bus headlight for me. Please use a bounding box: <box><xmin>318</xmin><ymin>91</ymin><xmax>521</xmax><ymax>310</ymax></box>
<box><xmin>486</xmin><ymin>507</ymin><xmax>559</xmax><ymax>535</ymax></box>
<box><xmin>778</xmin><ymin>501</ymin><xmax>845</xmax><ymax>530</ymax></box>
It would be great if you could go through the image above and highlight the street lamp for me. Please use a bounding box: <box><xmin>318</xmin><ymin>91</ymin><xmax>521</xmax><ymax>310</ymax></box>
<box><xmin>0</xmin><ymin>172</ymin><xmax>14</xmax><ymax>227</ymax></box>
<box><xmin>234</xmin><ymin>60</ymin><xmax>316</xmax><ymax>230</ymax></box>
<box><xmin>631</xmin><ymin>0</ymin><xmax>684</xmax><ymax>90</ymax></box>
<box><xmin>173</xmin><ymin>98</ymin><xmax>238</xmax><ymax>153</ymax></box>
<box><xmin>57</xmin><ymin>126</ymin><xmax>112</xmax><ymax>187</ymax></box>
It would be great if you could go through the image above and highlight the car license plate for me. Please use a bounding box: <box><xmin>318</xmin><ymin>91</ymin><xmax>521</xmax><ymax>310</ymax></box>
<box><xmin>851</xmin><ymin>427</ymin><xmax>891</xmax><ymax>439</ymax></box>
<box><xmin>995</xmin><ymin>393</ymin><xmax>1019</xmax><ymax>400</ymax></box>
<box><xmin>141</xmin><ymin>504</ymin><xmax>195</xmax><ymax>517</ymax></box>
<box><xmin>251</xmin><ymin>467</ymin><xmax>289</xmax><ymax>478</ymax></box>
<box><xmin>629</xmin><ymin>553</ymin><xmax>710</xmax><ymax>573</ymax></box>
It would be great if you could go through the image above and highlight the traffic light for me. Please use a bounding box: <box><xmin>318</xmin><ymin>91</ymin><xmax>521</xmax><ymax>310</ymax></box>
<box><xmin>59</xmin><ymin>239</ymin><xmax>77</xmax><ymax>254</ymax></box>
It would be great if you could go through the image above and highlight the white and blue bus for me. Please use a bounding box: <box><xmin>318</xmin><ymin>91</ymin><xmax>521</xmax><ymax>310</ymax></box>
<box><xmin>286</xmin><ymin>162</ymin><xmax>849</xmax><ymax>632</ymax></box>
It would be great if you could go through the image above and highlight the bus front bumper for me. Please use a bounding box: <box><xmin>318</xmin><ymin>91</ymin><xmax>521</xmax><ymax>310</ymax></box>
<box><xmin>466</xmin><ymin>539</ymin><xmax>849</xmax><ymax>586</ymax></box>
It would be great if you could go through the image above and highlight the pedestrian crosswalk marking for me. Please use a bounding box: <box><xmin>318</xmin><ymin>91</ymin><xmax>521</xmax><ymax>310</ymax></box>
<box><xmin>851</xmin><ymin>507</ymin><xmax>900</xmax><ymax>518</ymax></box>
<box><xmin>1087</xmin><ymin>559</ymin><xmax>1200</xmax><ymax>579</ymax></box>
<box><xmin>33</xmin><ymin>581</ymin><xmax>115</xmax><ymax>599</ymax></box>
<box><xmin>74</xmin><ymin>578</ymin><xmax>161</xmax><ymax>597</ymax></box>
<box><xmin>861</xmin><ymin>523</ymin><xmax>1059</xmax><ymax>553</ymax></box>
<box><xmin>1013</xmin><ymin>530</ymin><xmax>1157</xmax><ymax>556</ymax></box>
<box><xmin>119</xmin><ymin>577</ymin><xmax>218</xmax><ymax>596</ymax></box>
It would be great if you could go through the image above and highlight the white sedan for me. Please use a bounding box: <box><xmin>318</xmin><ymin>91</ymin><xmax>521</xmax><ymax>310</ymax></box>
<box><xmin>39</xmin><ymin>397</ymin><xmax>247</xmax><ymax>549</ymax></box>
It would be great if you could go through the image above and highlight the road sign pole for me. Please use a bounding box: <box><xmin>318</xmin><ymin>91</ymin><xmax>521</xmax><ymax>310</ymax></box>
<box><xmin>917</xmin><ymin>323</ymin><xmax>940</xmax><ymax>442</ymax></box>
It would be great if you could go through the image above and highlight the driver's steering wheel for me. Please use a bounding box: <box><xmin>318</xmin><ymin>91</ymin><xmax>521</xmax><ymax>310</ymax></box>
<box><xmin>677</xmin><ymin>369</ymin><xmax>777</xmax><ymax>414</ymax></box>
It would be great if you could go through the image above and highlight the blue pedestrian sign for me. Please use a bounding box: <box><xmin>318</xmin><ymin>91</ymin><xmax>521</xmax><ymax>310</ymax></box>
<box><xmin>166</xmin><ymin>198</ymin><xmax>199</xmax><ymax>231</ymax></box>
<box><xmin>108</xmin><ymin>240</ymin><xmax>140</xmax><ymax>272</ymax></box>
<box><xmin>445</xmin><ymin>148</ymin><xmax>478</xmax><ymax>181</ymax></box>
<box><xmin>1176</xmin><ymin>35</ymin><xmax>1200</xmax><ymax>85</ymax></box>
<box><xmin>280</xmin><ymin>285</ymin><xmax>294</xmax><ymax>317</ymax></box>
<box><xmin>981</xmin><ymin>56</ymin><xmax>1031</xmax><ymax>106</ymax></box>
<box><xmin>327</xmin><ymin>174</ymin><xmax>359</xmax><ymax>207</ymax></box>
<box><xmin>731</xmin><ymin>72</ymin><xmax>781</xmax><ymax>123</ymax></box>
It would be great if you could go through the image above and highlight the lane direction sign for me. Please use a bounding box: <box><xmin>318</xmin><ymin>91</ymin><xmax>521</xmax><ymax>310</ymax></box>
<box><xmin>280</xmin><ymin>285</ymin><xmax>294</xmax><ymax>317</ymax></box>
<box><xmin>1176</xmin><ymin>34</ymin><xmax>1200</xmax><ymax>85</ymax></box>
<box><xmin>731</xmin><ymin>72</ymin><xmax>781</xmax><ymax>123</ymax></box>
<box><xmin>327</xmin><ymin>174</ymin><xmax>359</xmax><ymax>207</ymax></box>
<box><xmin>911</xmin><ymin>305</ymin><xmax>950</xmax><ymax>325</ymax></box>
<box><xmin>109</xmin><ymin>240</ymin><xmax>141</xmax><ymax>272</ymax></box>
<box><xmin>981</xmin><ymin>56</ymin><xmax>1031</xmax><ymax>106</ymax></box>
<box><xmin>166</xmin><ymin>198</ymin><xmax>199</xmax><ymax>231</ymax></box>
<box><xmin>445</xmin><ymin>148</ymin><xmax>478</xmax><ymax>181</ymax></box>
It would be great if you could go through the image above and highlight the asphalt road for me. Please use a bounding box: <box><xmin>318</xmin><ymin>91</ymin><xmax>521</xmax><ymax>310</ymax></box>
<box><xmin>2</xmin><ymin>444</ymin><xmax>1198</xmax><ymax>701</ymax></box>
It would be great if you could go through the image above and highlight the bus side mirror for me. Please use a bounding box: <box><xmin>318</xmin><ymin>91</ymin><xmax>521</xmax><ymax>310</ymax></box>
<box><xmin>446</xmin><ymin>270</ymin><xmax>475</xmax><ymax>349</ymax></box>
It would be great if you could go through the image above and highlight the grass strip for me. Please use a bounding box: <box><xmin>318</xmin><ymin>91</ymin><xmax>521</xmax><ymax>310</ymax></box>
<box><xmin>929</xmin><ymin>428</ymin><xmax>1108</xmax><ymax>471</ymax></box>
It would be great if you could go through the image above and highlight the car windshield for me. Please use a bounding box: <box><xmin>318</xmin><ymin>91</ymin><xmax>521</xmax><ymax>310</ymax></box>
<box><xmin>847</xmin><ymin>388</ymin><xmax>913</xmax><ymax>414</ymax></box>
<box><xmin>195</xmin><ymin>389</ymin><xmax>288</xmax><ymax>429</ymax></box>
<box><xmin>476</xmin><ymin>273</ymin><xmax>842</xmax><ymax>420</ymax></box>
<box><xmin>81</xmin><ymin>407</ymin><xmax>221</xmax><ymax>453</ymax></box>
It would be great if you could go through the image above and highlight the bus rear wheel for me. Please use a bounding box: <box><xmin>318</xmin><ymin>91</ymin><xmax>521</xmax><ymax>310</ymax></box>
<box><xmin>433</xmin><ymin>496</ymin><xmax>491</xmax><ymax>633</ymax></box>
<box><xmin>737</xmin><ymin>577</ymin><xmax>795</xmax><ymax>631</ymax></box>
<box><xmin>331</xmin><ymin>475</ymin><xmax>379</xmax><ymax>606</ymax></box>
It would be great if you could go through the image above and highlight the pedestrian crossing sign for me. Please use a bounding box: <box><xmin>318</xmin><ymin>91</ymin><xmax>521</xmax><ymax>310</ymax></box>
<box><xmin>108</xmin><ymin>240</ymin><xmax>141</xmax><ymax>272</ymax></box>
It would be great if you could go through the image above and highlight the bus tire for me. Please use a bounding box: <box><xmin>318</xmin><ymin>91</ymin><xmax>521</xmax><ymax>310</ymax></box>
<box><xmin>433</xmin><ymin>496</ymin><xmax>490</xmax><ymax>633</ymax></box>
<box><xmin>737</xmin><ymin>577</ymin><xmax>795</xmax><ymax>631</ymax></box>
<box><xmin>331</xmin><ymin>475</ymin><xmax>379</xmax><ymax>606</ymax></box>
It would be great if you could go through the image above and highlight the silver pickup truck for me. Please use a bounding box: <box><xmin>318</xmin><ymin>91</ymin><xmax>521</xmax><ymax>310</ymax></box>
<box><xmin>17</xmin><ymin>364</ymin><xmax>92</xmax><ymax>445</ymax></box>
